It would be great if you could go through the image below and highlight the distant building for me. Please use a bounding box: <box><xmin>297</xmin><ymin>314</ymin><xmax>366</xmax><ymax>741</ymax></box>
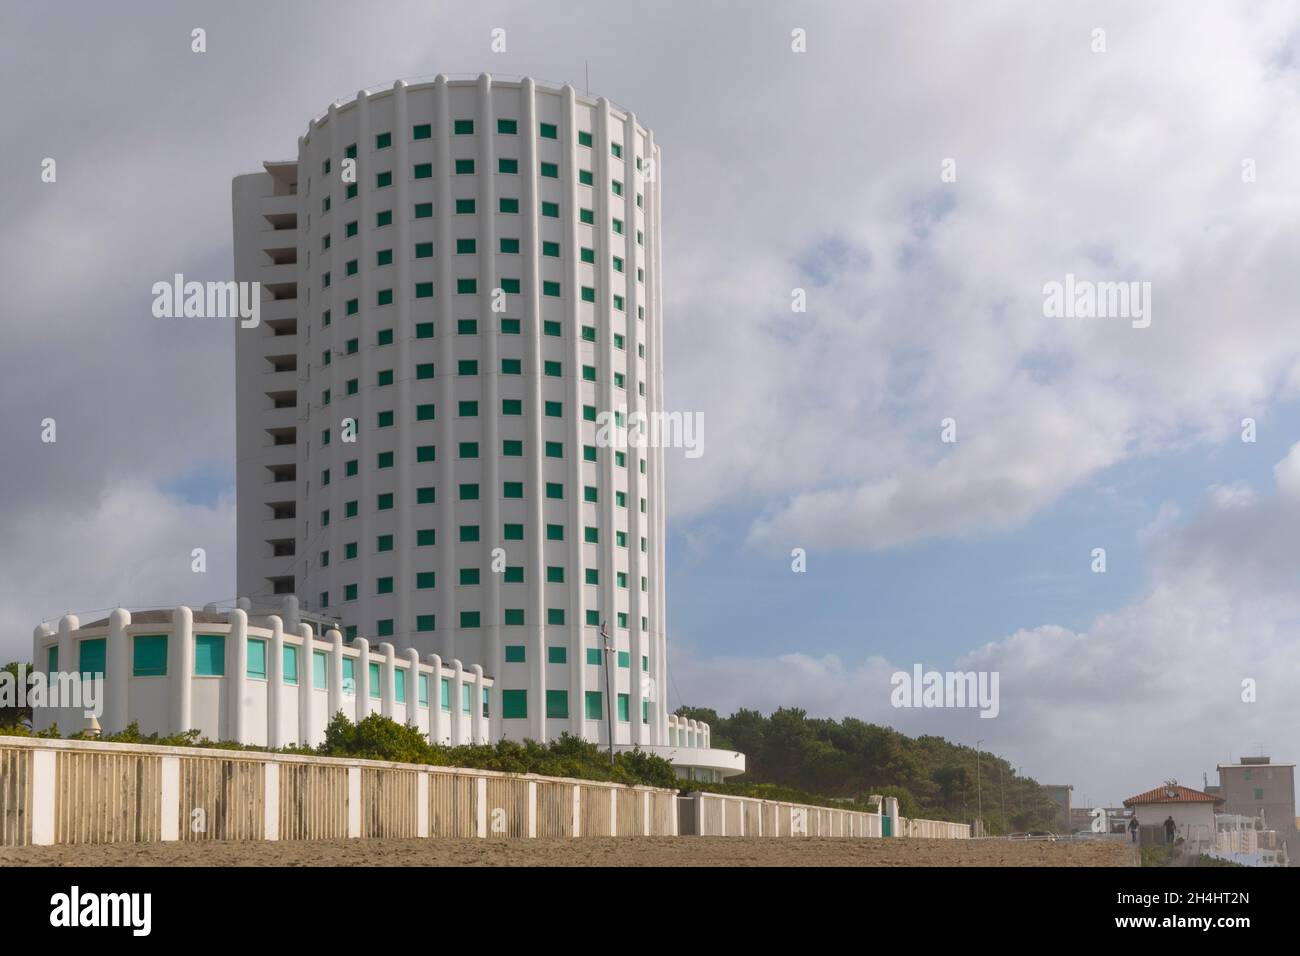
<box><xmin>1123</xmin><ymin>784</ymin><xmax>1223</xmax><ymax>850</ymax></box>
<box><xmin>1042</xmin><ymin>784</ymin><xmax>1072</xmax><ymax>833</ymax></box>
<box><xmin>1215</xmin><ymin>757</ymin><xmax>1295</xmax><ymax>866</ymax></box>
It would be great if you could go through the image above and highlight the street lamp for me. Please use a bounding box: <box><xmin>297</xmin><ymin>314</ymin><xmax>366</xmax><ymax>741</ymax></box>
<box><xmin>599</xmin><ymin>620</ymin><xmax>615</xmax><ymax>763</ymax></box>
<box><xmin>975</xmin><ymin>739</ymin><xmax>983</xmax><ymax>837</ymax></box>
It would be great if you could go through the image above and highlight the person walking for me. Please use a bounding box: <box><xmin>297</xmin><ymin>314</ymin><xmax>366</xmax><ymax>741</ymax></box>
<box><xmin>1128</xmin><ymin>815</ymin><xmax>1139</xmax><ymax>843</ymax></box>
<box><xmin>1163</xmin><ymin>815</ymin><xmax>1177</xmax><ymax>844</ymax></box>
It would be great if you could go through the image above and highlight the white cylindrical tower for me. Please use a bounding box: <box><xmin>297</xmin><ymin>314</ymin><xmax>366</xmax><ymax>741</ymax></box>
<box><xmin>288</xmin><ymin>74</ymin><xmax>664</xmax><ymax>748</ymax></box>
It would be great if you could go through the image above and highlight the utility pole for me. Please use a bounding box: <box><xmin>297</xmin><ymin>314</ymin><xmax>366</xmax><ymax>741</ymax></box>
<box><xmin>975</xmin><ymin>739</ymin><xmax>984</xmax><ymax>837</ymax></box>
<box><xmin>600</xmin><ymin>620</ymin><xmax>615</xmax><ymax>763</ymax></box>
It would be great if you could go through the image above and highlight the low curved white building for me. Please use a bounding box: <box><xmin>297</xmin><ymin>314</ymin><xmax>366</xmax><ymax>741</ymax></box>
<box><xmin>31</xmin><ymin>598</ymin><xmax>491</xmax><ymax>748</ymax></box>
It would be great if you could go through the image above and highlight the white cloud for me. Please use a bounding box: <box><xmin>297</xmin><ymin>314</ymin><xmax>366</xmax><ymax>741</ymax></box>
<box><xmin>0</xmin><ymin>480</ymin><xmax>235</xmax><ymax>662</ymax></box>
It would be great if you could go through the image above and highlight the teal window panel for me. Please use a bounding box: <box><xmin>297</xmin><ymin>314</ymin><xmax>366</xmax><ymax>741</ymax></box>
<box><xmin>501</xmin><ymin>689</ymin><xmax>527</xmax><ymax>719</ymax></box>
<box><xmin>246</xmin><ymin>639</ymin><xmax>267</xmax><ymax>679</ymax></box>
<box><xmin>132</xmin><ymin>635</ymin><xmax>168</xmax><ymax>677</ymax></box>
<box><xmin>194</xmin><ymin>635</ymin><xmax>225</xmax><ymax>677</ymax></box>
<box><xmin>283</xmin><ymin>646</ymin><xmax>299</xmax><ymax>685</ymax></box>
<box><xmin>369</xmin><ymin>662</ymin><xmax>381</xmax><ymax>699</ymax></box>
<box><xmin>342</xmin><ymin>658</ymin><xmax>356</xmax><ymax>695</ymax></box>
<box><xmin>313</xmin><ymin>651</ymin><xmax>328</xmax><ymax>690</ymax></box>
<box><xmin>78</xmin><ymin>638</ymin><xmax>106</xmax><ymax>678</ymax></box>
<box><xmin>395</xmin><ymin>668</ymin><xmax>407</xmax><ymax>704</ymax></box>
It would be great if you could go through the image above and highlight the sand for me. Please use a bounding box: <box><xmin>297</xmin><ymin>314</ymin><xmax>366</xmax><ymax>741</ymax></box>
<box><xmin>0</xmin><ymin>837</ymin><xmax>1135</xmax><ymax>867</ymax></box>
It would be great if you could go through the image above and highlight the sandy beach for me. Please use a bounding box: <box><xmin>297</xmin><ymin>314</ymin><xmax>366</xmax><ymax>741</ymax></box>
<box><xmin>0</xmin><ymin>837</ymin><xmax>1135</xmax><ymax>867</ymax></box>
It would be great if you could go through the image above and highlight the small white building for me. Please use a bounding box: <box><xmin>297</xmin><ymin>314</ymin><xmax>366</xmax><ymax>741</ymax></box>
<box><xmin>32</xmin><ymin>598</ymin><xmax>493</xmax><ymax>748</ymax></box>
<box><xmin>1123</xmin><ymin>783</ymin><xmax>1223</xmax><ymax>850</ymax></box>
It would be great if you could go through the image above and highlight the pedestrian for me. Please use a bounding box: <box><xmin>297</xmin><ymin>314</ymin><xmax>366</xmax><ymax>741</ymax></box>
<box><xmin>1163</xmin><ymin>815</ymin><xmax>1176</xmax><ymax>844</ymax></box>
<box><xmin>1128</xmin><ymin>815</ymin><xmax>1139</xmax><ymax>843</ymax></box>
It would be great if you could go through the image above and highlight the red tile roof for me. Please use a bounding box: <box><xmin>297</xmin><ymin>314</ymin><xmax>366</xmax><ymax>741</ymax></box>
<box><xmin>1123</xmin><ymin>785</ymin><xmax>1224</xmax><ymax>807</ymax></box>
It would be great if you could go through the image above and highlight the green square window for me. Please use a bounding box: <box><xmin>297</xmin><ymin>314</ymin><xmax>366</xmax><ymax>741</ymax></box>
<box><xmin>502</xmin><ymin>358</ymin><xmax>522</xmax><ymax>374</ymax></box>
<box><xmin>346</xmin><ymin>221</ymin><xmax>359</xmax><ymax>238</ymax></box>
<box><xmin>499</xmin><ymin>197</ymin><xmax>520</xmax><ymax>214</ymax></box>
<box><xmin>459</xmin><ymin>441</ymin><xmax>479</xmax><ymax>458</ymax></box>
<box><xmin>546</xmin><ymin>441</ymin><xmax>562</xmax><ymax>458</ymax></box>
<box><xmin>501</xmin><ymin>278</ymin><xmax>521</xmax><ymax>294</ymax></box>
<box><xmin>458</xmin><ymin>360</ymin><xmax>478</xmax><ymax>376</ymax></box>
<box><xmin>394</xmin><ymin>668</ymin><xmax>407</xmax><ymax>704</ymax></box>
<box><xmin>413</xmin><ymin>123</ymin><xmax>431</xmax><ymax>140</ymax></box>
<box><xmin>454</xmin><ymin>119</ymin><xmax>474</xmax><ymax>134</ymax></box>
<box><xmin>455</xmin><ymin>198</ymin><xmax>475</xmax><ymax>214</ymax></box>
<box><xmin>458</xmin><ymin>278</ymin><xmax>477</xmax><ymax>295</ymax></box>
<box><xmin>505</xmin><ymin>644</ymin><xmax>525</xmax><ymax>661</ymax></box>
<box><xmin>377</xmin><ymin>370</ymin><xmax>393</xmax><ymax>387</ymax></box>
<box><xmin>540</xmin><ymin>161</ymin><xmax>558</xmax><ymax>178</ymax></box>
<box><xmin>578</xmin><ymin>130</ymin><xmax>593</xmax><ymax>148</ymax></box>
<box><xmin>547</xmin><ymin>608</ymin><xmax>565</xmax><ymax>626</ymax></box>
<box><xmin>498</xmin><ymin>118</ymin><xmax>518</xmax><ymax>134</ymax></box>
<box><xmin>544</xmin><ymin>360</ymin><xmax>561</xmax><ymax>377</ymax></box>
<box><xmin>459</xmin><ymin>483</ymin><xmax>479</xmax><ymax>501</ymax></box>
<box><xmin>579</xmin><ymin>169</ymin><xmax>593</xmax><ymax>186</ymax></box>
<box><xmin>618</xmin><ymin>651</ymin><xmax>631</xmax><ymax>669</ymax></box>
<box><xmin>375</xmin><ymin>131</ymin><xmax>391</xmax><ymax>149</ymax></box>
<box><xmin>417</xmin><ymin>487</ymin><xmax>435</xmax><ymax>504</ymax></box>
<box><xmin>585</xmin><ymin>527</ymin><xmax>598</xmax><ymax>543</ymax></box>
<box><xmin>585</xmin><ymin>690</ymin><xmax>603</xmax><ymax>720</ymax></box>
<box><xmin>417</xmin><ymin>571</ymin><xmax>435</xmax><ymax>589</ymax></box>
<box><xmin>503</xmin><ymin>439</ymin><xmax>523</xmax><ymax>456</ymax></box>
<box><xmin>546</xmin><ymin>524</ymin><xmax>563</xmax><ymax>541</ymax></box>
<box><xmin>377</xmin><ymin>410</ymin><xmax>394</xmax><ymax>428</ymax></box>
<box><xmin>458</xmin><ymin>318</ymin><xmax>478</xmax><ymax>334</ymax></box>
<box><xmin>377</xmin><ymin>210</ymin><xmax>393</xmax><ymax>227</ymax></box>
<box><xmin>547</xmin><ymin>565</ymin><xmax>564</xmax><ymax>582</ymax></box>
<box><xmin>376</xmin><ymin>171</ymin><xmax>392</xmax><ymax>188</ymax></box>
<box><xmin>504</xmin><ymin>566</ymin><xmax>524</xmax><ymax>583</ymax></box>
<box><xmin>580</xmin><ymin>247</ymin><xmax>595</xmax><ymax>263</ymax></box>
<box><xmin>415</xmin><ymin>202</ymin><xmax>433</xmax><ymax>219</ymax></box>
<box><xmin>377</xmin><ymin>534</ymin><xmax>393</xmax><ymax>551</ymax></box>
<box><xmin>418</xmin><ymin>615</ymin><xmax>436</xmax><ymax>632</ymax></box>
<box><xmin>457</xmin><ymin>238</ymin><xmax>477</xmax><ymax>254</ymax></box>
<box><xmin>344</xmin><ymin>583</ymin><xmax>358</xmax><ymax>601</ymax></box>
<box><xmin>498</xmin><ymin>158</ymin><xmax>518</xmax><ymax>174</ymax></box>
<box><xmin>546</xmin><ymin>689</ymin><xmax>568</xmax><ymax>718</ymax></box>
<box><xmin>132</xmin><ymin>635</ymin><xmax>168</xmax><ymax>677</ymax></box>
<box><xmin>460</xmin><ymin>525</ymin><xmax>480</xmax><ymax>542</ymax></box>
<box><xmin>191</xmin><ymin>639</ymin><xmax>224</xmax><ymax>676</ymax></box>
<box><xmin>504</xmin><ymin>523</ymin><xmax>523</xmax><ymax>540</ymax></box>
<box><xmin>413</xmin><ymin>162</ymin><xmax>432</xmax><ymax>179</ymax></box>
<box><xmin>543</xmin><ymin>281</ymin><xmax>560</xmax><ymax>297</ymax></box>
<box><xmin>417</xmin><ymin>403</ymin><xmax>436</xmax><ymax>420</ymax></box>
<box><xmin>617</xmin><ymin>693</ymin><xmax>630</xmax><ymax>722</ymax></box>
<box><xmin>501</xmin><ymin>318</ymin><xmax>521</xmax><ymax>334</ymax></box>
<box><xmin>579</xmin><ymin>208</ymin><xmax>594</xmax><ymax>225</ymax></box>
<box><xmin>585</xmin><ymin>568</ymin><xmax>599</xmax><ymax>585</ymax></box>
<box><xmin>544</xmin><ymin>320</ymin><xmax>561</xmax><ymax>336</ymax></box>
<box><xmin>377</xmin><ymin>576</ymin><xmax>394</xmax><ymax>594</ymax></box>
<box><xmin>502</xmin><ymin>399</ymin><xmax>522</xmax><ymax>416</ymax></box>
<box><xmin>540</xmin><ymin>123</ymin><xmax>557</xmax><ymax>139</ymax></box>
<box><xmin>546</xmin><ymin>483</ymin><xmax>563</xmax><ymax>500</ymax></box>
<box><xmin>417</xmin><ymin>529</ymin><xmax>435</xmax><ymax>546</ymax></box>
<box><xmin>460</xmin><ymin>611</ymin><xmax>481</xmax><ymax>628</ymax></box>
<box><xmin>542</xmin><ymin>241</ymin><xmax>560</xmax><ymax>257</ymax></box>
<box><xmin>547</xmin><ymin>646</ymin><xmax>567</xmax><ymax>665</ymax></box>
<box><xmin>377</xmin><ymin>493</ymin><xmax>394</xmax><ymax>510</ymax></box>
<box><xmin>500</xmin><ymin>237</ymin><xmax>520</xmax><ymax>254</ymax></box>
<box><xmin>502</xmin><ymin>689</ymin><xmax>527</xmax><ymax>719</ymax></box>
<box><xmin>455</xmin><ymin>158</ymin><xmax>475</xmax><ymax>175</ymax></box>
<box><xmin>345</xmin><ymin>541</ymin><xmax>358</xmax><ymax>560</ymax></box>
<box><xmin>541</xmin><ymin>201</ymin><xmax>559</xmax><ymax>218</ymax></box>
<box><xmin>586</xmin><ymin>648</ymin><xmax>602</xmax><ymax>666</ymax></box>
<box><xmin>503</xmin><ymin>481</ymin><xmax>523</xmax><ymax>498</ymax></box>
<box><xmin>246</xmin><ymin>639</ymin><xmax>267</xmax><ymax>679</ymax></box>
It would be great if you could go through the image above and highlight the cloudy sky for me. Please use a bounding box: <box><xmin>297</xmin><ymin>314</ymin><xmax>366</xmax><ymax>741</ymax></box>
<box><xmin>3</xmin><ymin>0</ymin><xmax>1299</xmax><ymax>806</ymax></box>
